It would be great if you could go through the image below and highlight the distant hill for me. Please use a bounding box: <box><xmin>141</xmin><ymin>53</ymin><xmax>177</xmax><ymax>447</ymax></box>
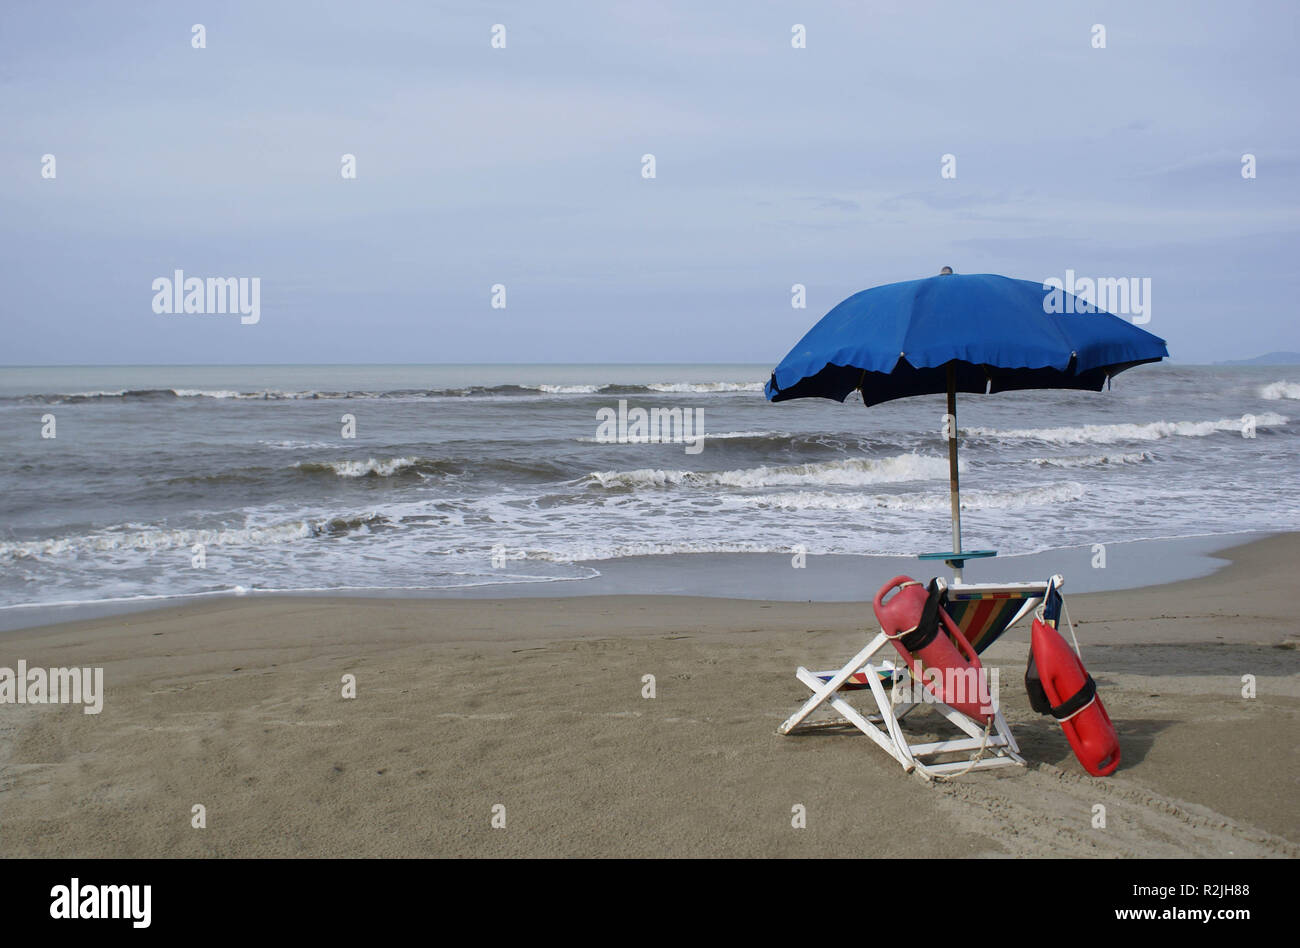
<box><xmin>1214</xmin><ymin>351</ymin><xmax>1300</xmax><ymax>366</ymax></box>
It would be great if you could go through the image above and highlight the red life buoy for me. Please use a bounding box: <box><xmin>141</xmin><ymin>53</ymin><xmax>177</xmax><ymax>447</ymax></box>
<box><xmin>1028</xmin><ymin>616</ymin><xmax>1120</xmax><ymax>776</ymax></box>
<box><xmin>873</xmin><ymin>576</ymin><xmax>993</xmax><ymax>724</ymax></box>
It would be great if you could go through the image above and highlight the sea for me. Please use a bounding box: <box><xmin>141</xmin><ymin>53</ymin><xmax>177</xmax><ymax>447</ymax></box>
<box><xmin>0</xmin><ymin>363</ymin><xmax>1296</xmax><ymax>619</ymax></box>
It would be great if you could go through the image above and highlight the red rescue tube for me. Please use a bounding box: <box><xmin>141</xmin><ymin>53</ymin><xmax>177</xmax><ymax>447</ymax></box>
<box><xmin>1030</xmin><ymin>616</ymin><xmax>1121</xmax><ymax>776</ymax></box>
<box><xmin>873</xmin><ymin>576</ymin><xmax>992</xmax><ymax>724</ymax></box>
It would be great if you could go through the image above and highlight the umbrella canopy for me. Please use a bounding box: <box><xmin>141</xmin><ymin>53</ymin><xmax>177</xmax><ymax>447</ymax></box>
<box><xmin>764</xmin><ymin>271</ymin><xmax>1169</xmax><ymax>579</ymax></box>
<box><xmin>766</xmin><ymin>272</ymin><xmax>1168</xmax><ymax>406</ymax></box>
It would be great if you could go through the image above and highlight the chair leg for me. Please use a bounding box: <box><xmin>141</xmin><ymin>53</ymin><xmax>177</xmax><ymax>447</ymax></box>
<box><xmin>792</xmin><ymin>667</ymin><xmax>913</xmax><ymax>770</ymax></box>
<box><xmin>778</xmin><ymin>638</ymin><xmax>883</xmax><ymax>735</ymax></box>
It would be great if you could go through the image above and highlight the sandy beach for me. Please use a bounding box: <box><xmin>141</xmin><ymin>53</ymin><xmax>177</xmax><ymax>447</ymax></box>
<box><xmin>0</xmin><ymin>533</ymin><xmax>1295</xmax><ymax>859</ymax></box>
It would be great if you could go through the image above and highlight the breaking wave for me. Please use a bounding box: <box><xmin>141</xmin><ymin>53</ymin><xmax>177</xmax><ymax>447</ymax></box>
<box><xmin>294</xmin><ymin>457</ymin><xmax>425</xmax><ymax>478</ymax></box>
<box><xmin>964</xmin><ymin>414</ymin><xmax>1288</xmax><ymax>445</ymax></box>
<box><xmin>1029</xmin><ymin>451</ymin><xmax>1155</xmax><ymax>468</ymax></box>
<box><xmin>3</xmin><ymin>381</ymin><xmax>766</xmax><ymax>404</ymax></box>
<box><xmin>584</xmin><ymin>453</ymin><xmax>958</xmax><ymax>490</ymax></box>
<box><xmin>1260</xmin><ymin>381</ymin><xmax>1300</xmax><ymax>400</ymax></box>
<box><xmin>739</xmin><ymin>482</ymin><xmax>1086</xmax><ymax>512</ymax></box>
<box><xmin>644</xmin><ymin>381</ymin><xmax>764</xmax><ymax>393</ymax></box>
<box><xmin>291</xmin><ymin>456</ymin><xmax>570</xmax><ymax>481</ymax></box>
<box><xmin>0</xmin><ymin>513</ymin><xmax>388</xmax><ymax>561</ymax></box>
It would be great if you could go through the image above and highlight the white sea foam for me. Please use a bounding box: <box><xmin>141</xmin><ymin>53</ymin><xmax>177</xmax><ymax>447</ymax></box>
<box><xmin>259</xmin><ymin>439</ymin><xmax>337</xmax><ymax>450</ymax></box>
<box><xmin>1029</xmin><ymin>451</ymin><xmax>1155</xmax><ymax>468</ymax></box>
<box><xmin>0</xmin><ymin>513</ymin><xmax>386</xmax><ymax>561</ymax></box>
<box><xmin>174</xmin><ymin>388</ymin><xmax>345</xmax><ymax>400</ymax></box>
<box><xmin>295</xmin><ymin>457</ymin><xmax>420</xmax><ymax>477</ymax></box>
<box><xmin>585</xmin><ymin>453</ymin><xmax>958</xmax><ymax>490</ymax></box>
<box><xmin>531</xmin><ymin>539</ymin><xmax>787</xmax><ymax>561</ymax></box>
<box><xmin>738</xmin><ymin>482</ymin><xmax>1085</xmax><ymax>513</ymax></box>
<box><xmin>514</xmin><ymin>380</ymin><xmax>762</xmax><ymax>395</ymax></box>
<box><xmin>480</xmin><ymin>382</ymin><xmax>761</xmax><ymax>395</ymax></box>
<box><xmin>645</xmin><ymin>381</ymin><xmax>764</xmax><ymax>393</ymax></box>
<box><xmin>532</xmin><ymin>383</ymin><xmax>609</xmax><ymax>394</ymax></box>
<box><xmin>696</xmin><ymin>430</ymin><xmax>786</xmax><ymax>439</ymax></box>
<box><xmin>171</xmin><ymin>388</ymin><xmax>245</xmax><ymax>399</ymax></box>
<box><xmin>965</xmin><ymin>413</ymin><xmax>1288</xmax><ymax>444</ymax></box>
<box><xmin>575</xmin><ymin>429</ymin><xmax>787</xmax><ymax>443</ymax></box>
<box><xmin>15</xmin><ymin>381</ymin><xmax>770</xmax><ymax>402</ymax></box>
<box><xmin>1260</xmin><ymin>381</ymin><xmax>1300</xmax><ymax>400</ymax></box>
<box><xmin>0</xmin><ymin>568</ymin><xmax>606</xmax><ymax>612</ymax></box>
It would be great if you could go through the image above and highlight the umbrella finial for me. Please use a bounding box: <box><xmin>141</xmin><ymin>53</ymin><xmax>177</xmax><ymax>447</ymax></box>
<box><xmin>939</xmin><ymin>266</ymin><xmax>953</xmax><ymax>275</ymax></box>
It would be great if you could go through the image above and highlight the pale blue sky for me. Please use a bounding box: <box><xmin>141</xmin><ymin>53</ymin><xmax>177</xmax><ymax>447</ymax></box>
<box><xmin>1</xmin><ymin>0</ymin><xmax>1296</xmax><ymax>365</ymax></box>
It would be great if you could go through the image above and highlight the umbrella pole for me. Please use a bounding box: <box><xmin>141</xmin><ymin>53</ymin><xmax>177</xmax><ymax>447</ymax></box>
<box><xmin>946</xmin><ymin>364</ymin><xmax>963</xmax><ymax>582</ymax></box>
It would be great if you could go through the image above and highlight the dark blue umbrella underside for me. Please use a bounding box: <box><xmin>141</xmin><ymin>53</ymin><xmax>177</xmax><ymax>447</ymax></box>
<box><xmin>765</xmin><ymin>273</ymin><xmax>1169</xmax><ymax>406</ymax></box>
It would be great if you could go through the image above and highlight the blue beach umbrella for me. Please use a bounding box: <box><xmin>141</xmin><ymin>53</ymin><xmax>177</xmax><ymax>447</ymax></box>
<box><xmin>765</xmin><ymin>271</ymin><xmax>1169</xmax><ymax>579</ymax></box>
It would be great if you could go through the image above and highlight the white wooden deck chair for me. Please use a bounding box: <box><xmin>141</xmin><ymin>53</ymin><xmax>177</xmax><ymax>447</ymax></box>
<box><xmin>779</xmin><ymin>575</ymin><xmax>1064</xmax><ymax>780</ymax></box>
